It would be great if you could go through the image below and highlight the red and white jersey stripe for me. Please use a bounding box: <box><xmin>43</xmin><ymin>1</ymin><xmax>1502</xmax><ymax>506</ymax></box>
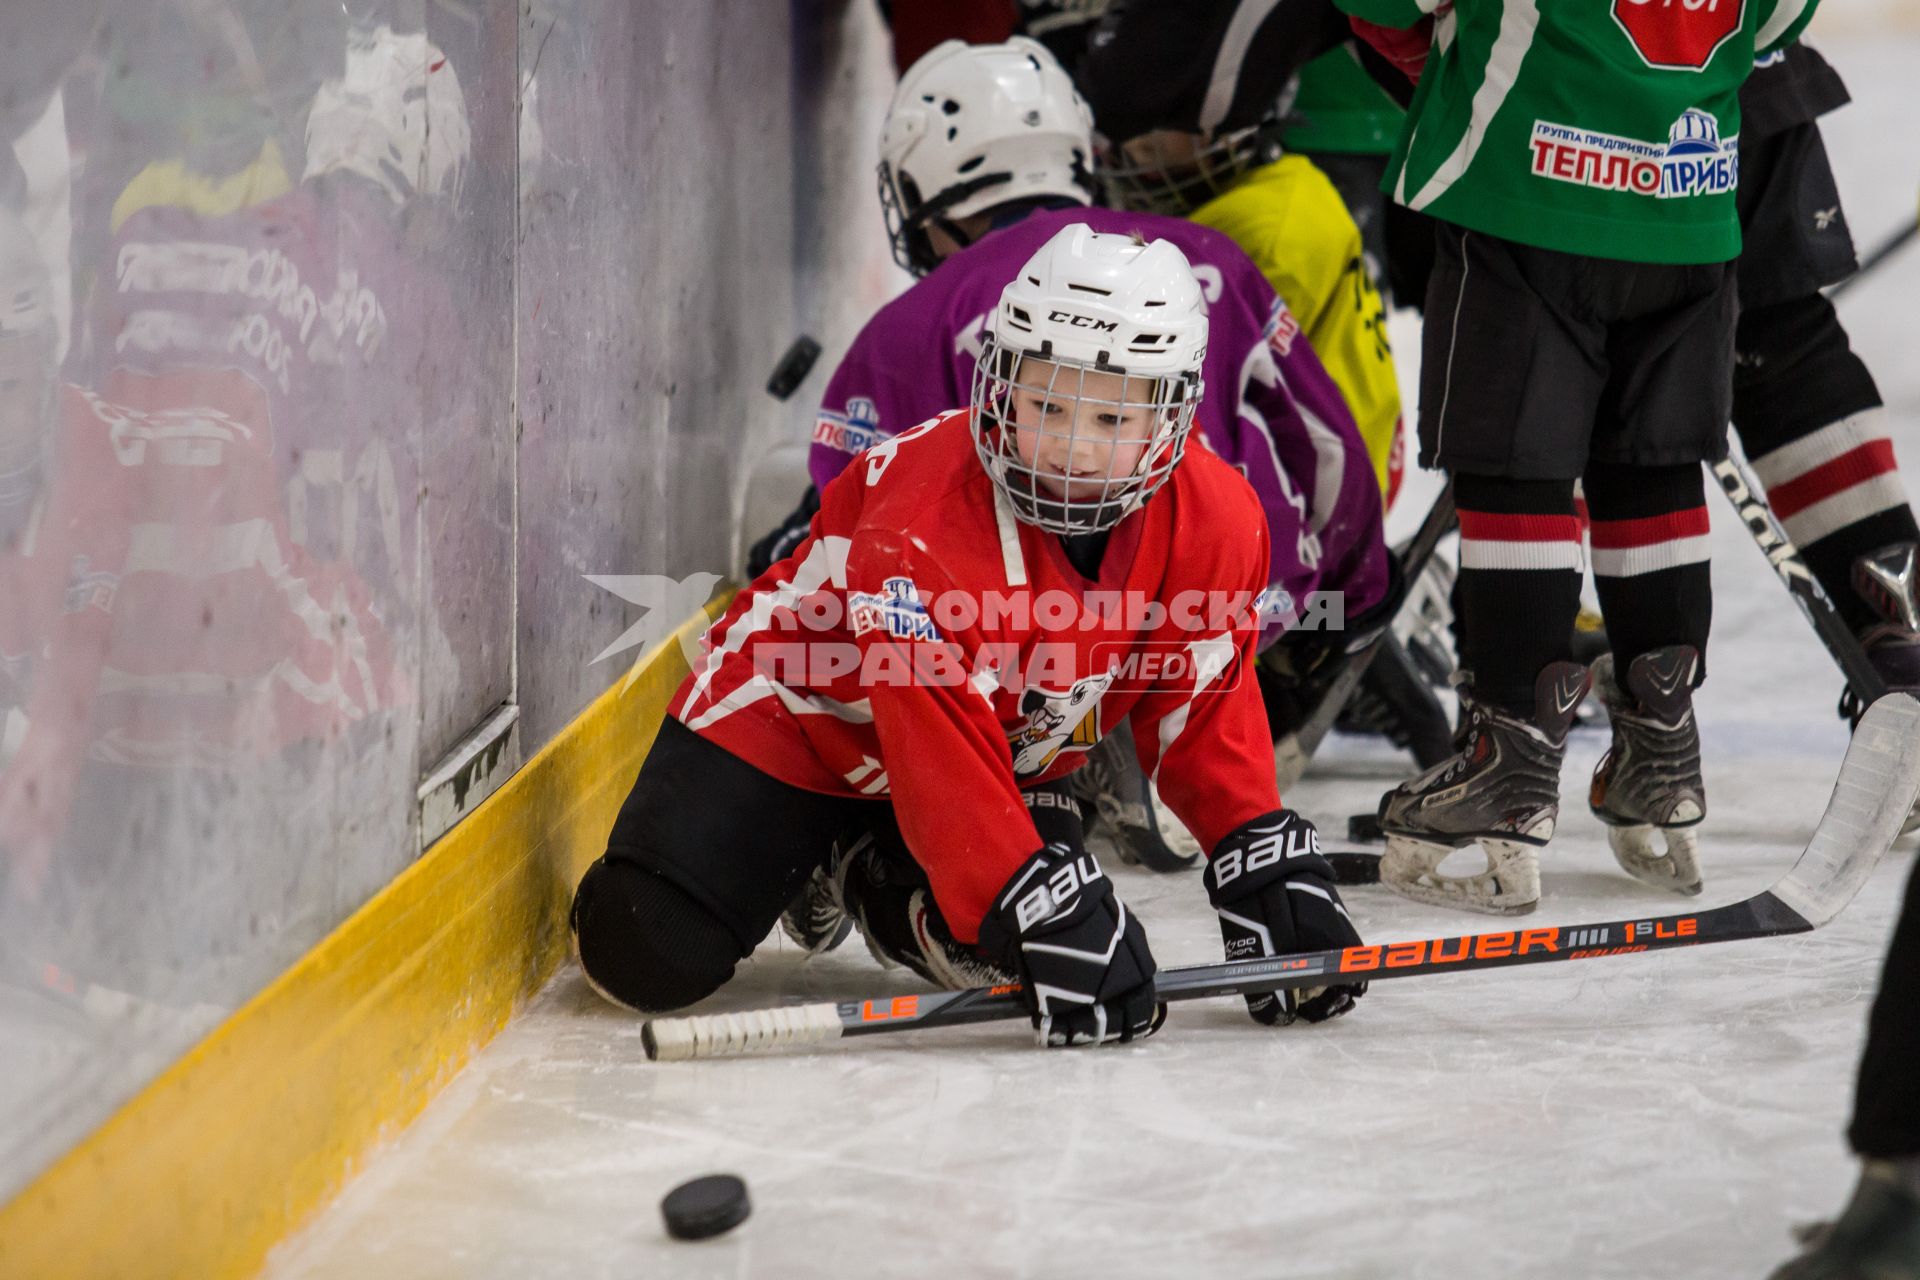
<box><xmin>1750</xmin><ymin>409</ymin><xmax>1910</xmax><ymax>548</ymax></box>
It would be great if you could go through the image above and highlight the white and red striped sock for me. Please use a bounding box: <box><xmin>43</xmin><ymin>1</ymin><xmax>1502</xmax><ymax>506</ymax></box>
<box><xmin>1750</xmin><ymin>409</ymin><xmax>1910</xmax><ymax>550</ymax></box>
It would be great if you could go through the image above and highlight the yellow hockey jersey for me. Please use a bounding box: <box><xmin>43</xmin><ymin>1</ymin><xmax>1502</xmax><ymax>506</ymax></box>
<box><xmin>1190</xmin><ymin>155</ymin><xmax>1403</xmax><ymax>504</ymax></box>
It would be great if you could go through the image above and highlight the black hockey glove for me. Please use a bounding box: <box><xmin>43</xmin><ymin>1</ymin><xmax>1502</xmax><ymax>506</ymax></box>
<box><xmin>745</xmin><ymin>484</ymin><xmax>820</xmax><ymax>579</ymax></box>
<box><xmin>977</xmin><ymin>844</ymin><xmax>1164</xmax><ymax>1048</ymax></box>
<box><xmin>1204</xmin><ymin>810</ymin><xmax>1366</xmax><ymax>1025</ymax></box>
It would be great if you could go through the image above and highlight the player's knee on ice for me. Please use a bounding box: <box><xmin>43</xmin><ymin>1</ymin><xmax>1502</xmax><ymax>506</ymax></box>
<box><xmin>570</xmin><ymin>857</ymin><xmax>742</xmax><ymax>1012</ymax></box>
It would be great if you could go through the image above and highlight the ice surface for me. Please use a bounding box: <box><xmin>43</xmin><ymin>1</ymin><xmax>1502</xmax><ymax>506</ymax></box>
<box><xmin>268</xmin><ymin>33</ymin><xmax>1920</xmax><ymax>1280</ymax></box>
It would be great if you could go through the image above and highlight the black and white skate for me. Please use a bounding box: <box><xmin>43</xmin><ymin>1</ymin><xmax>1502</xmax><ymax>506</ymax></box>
<box><xmin>837</xmin><ymin>846</ymin><xmax>1012</xmax><ymax>990</ymax></box>
<box><xmin>1841</xmin><ymin>542</ymin><xmax>1920</xmax><ymax>834</ymax></box>
<box><xmin>1376</xmin><ymin>663</ymin><xmax>1592</xmax><ymax>915</ymax></box>
<box><xmin>1843</xmin><ymin>542</ymin><xmax>1920</xmax><ymax>715</ymax></box>
<box><xmin>777</xmin><ymin>833</ymin><xmax>863</xmax><ymax>955</ymax></box>
<box><xmin>1590</xmin><ymin>645</ymin><xmax>1706</xmax><ymax>895</ymax></box>
<box><xmin>1071</xmin><ymin>719</ymin><xmax>1198</xmax><ymax>873</ymax></box>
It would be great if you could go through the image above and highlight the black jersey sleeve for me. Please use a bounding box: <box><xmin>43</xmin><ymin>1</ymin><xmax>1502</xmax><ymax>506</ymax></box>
<box><xmin>1078</xmin><ymin>0</ymin><xmax>1349</xmax><ymax>143</ymax></box>
<box><xmin>1741</xmin><ymin>42</ymin><xmax>1850</xmax><ymax>142</ymax></box>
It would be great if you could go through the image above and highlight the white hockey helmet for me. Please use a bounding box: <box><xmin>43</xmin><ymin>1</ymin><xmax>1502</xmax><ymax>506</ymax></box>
<box><xmin>970</xmin><ymin>223</ymin><xmax>1207</xmax><ymax>535</ymax></box>
<box><xmin>879</xmin><ymin>38</ymin><xmax>1096</xmax><ymax>276</ymax></box>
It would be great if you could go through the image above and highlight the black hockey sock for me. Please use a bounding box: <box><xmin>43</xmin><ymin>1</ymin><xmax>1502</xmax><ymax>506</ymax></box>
<box><xmin>1583</xmin><ymin>460</ymin><xmax>1712</xmax><ymax>683</ymax></box>
<box><xmin>1735</xmin><ymin>293</ymin><xmax>1919</xmax><ymax>633</ymax></box>
<box><xmin>1452</xmin><ymin>474</ymin><xmax>1583</xmax><ymax>717</ymax></box>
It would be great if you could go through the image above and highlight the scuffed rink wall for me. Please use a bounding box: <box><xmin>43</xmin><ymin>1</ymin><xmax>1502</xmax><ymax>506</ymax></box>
<box><xmin>0</xmin><ymin>0</ymin><xmax>896</xmax><ymax>1208</ymax></box>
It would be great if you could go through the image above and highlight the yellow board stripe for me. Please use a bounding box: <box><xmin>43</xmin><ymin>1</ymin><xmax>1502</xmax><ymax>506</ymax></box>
<box><xmin>0</xmin><ymin>597</ymin><xmax>729</xmax><ymax>1280</ymax></box>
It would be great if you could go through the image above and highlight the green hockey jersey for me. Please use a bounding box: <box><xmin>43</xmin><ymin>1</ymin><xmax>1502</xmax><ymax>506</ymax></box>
<box><xmin>1335</xmin><ymin>0</ymin><xmax>1822</xmax><ymax>263</ymax></box>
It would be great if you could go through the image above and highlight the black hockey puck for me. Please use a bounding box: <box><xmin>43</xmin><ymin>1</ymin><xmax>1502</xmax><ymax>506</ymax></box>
<box><xmin>662</xmin><ymin>1173</ymin><xmax>751</xmax><ymax>1241</ymax></box>
<box><xmin>766</xmin><ymin>335</ymin><xmax>822</xmax><ymax>401</ymax></box>
<box><xmin>1347</xmin><ymin>812</ymin><xmax>1384</xmax><ymax>843</ymax></box>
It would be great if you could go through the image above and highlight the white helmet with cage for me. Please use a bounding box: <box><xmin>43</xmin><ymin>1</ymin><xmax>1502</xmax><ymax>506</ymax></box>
<box><xmin>879</xmin><ymin>37</ymin><xmax>1096</xmax><ymax>276</ymax></box>
<box><xmin>969</xmin><ymin>223</ymin><xmax>1207</xmax><ymax>535</ymax></box>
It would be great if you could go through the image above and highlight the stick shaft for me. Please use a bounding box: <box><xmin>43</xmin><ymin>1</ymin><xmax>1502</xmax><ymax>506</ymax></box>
<box><xmin>1710</xmin><ymin>451</ymin><xmax>1889</xmax><ymax>707</ymax></box>
<box><xmin>1274</xmin><ymin>483</ymin><xmax>1456</xmax><ymax>791</ymax></box>
<box><xmin>1827</xmin><ymin>218</ymin><xmax>1917</xmax><ymax>299</ymax></box>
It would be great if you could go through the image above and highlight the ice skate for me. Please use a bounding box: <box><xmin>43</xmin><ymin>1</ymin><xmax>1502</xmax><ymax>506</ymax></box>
<box><xmin>777</xmin><ymin>832</ymin><xmax>863</xmax><ymax>955</ymax></box>
<box><xmin>1843</xmin><ymin>541</ymin><xmax>1920</xmax><ymax>717</ymax></box>
<box><xmin>1377</xmin><ymin>663</ymin><xmax>1592</xmax><ymax>915</ymax></box>
<box><xmin>786</xmin><ymin>829</ymin><xmax>1011</xmax><ymax>989</ymax></box>
<box><xmin>1845</xmin><ymin>543</ymin><xmax>1920</xmax><ymax>837</ymax></box>
<box><xmin>1768</xmin><ymin>1158</ymin><xmax>1920</xmax><ymax>1280</ymax></box>
<box><xmin>1589</xmin><ymin>645</ymin><xmax>1706</xmax><ymax>895</ymax></box>
<box><xmin>1070</xmin><ymin>719</ymin><xmax>1197</xmax><ymax>872</ymax></box>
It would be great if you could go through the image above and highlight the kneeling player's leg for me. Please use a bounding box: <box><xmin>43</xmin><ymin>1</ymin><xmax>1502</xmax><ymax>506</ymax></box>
<box><xmin>840</xmin><ymin>779</ymin><xmax>1092</xmax><ymax>990</ymax></box>
<box><xmin>572</xmin><ymin>717</ymin><xmax>855</xmax><ymax>1012</ymax></box>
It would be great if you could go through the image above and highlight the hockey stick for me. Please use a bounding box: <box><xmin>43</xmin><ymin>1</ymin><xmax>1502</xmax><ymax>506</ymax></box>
<box><xmin>1711</xmin><ymin>446</ymin><xmax>1890</xmax><ymax>711</ymax></box>
<box><xmin>1273</xmin><ymin>482</ymin><xmax>1457</xmax><ymax>792</ymax></box>
<box><xmin>1826</xmin><ymin>216</ymin><xmax>1917</xmax><ymax>300</ymax></box>
<box><xmin>639</xmin><ymin>693</ymin><xmax>1920</xmax><ymax>1061</ymax></box>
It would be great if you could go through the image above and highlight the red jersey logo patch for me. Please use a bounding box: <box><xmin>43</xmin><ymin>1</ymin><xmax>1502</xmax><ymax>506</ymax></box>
<box><xmin>1613</xmin><ymin>0</ymin><xmax>1745</xmax><ymax>71</ymax></box>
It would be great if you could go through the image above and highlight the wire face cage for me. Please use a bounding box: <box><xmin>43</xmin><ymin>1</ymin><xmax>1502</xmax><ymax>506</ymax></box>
<box><xmin>1099</xmin><ymin>123</ymin><xmax>1276</xmax><ymax>216</ymax></box>
<box><xmin>969</xmin><ymin>334</ymin><xmax>1202</xmax><ymax>535</ymax></box>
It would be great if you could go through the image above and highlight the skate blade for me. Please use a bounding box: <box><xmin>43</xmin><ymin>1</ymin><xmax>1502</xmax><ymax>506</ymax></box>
<box><xmin>1380</xmin><ymin>834</ymin><xmax>1542</xmax><ymax>915</ymax></box>
<box><xmin>1608</xmin><ymin>820</ymin><xmax>1704</xmax><ymax>895</ymax></box>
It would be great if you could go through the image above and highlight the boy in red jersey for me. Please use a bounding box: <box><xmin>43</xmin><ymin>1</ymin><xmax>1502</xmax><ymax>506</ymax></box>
<box><xmin>571</xmin><ymin>224</ymin><xmax>1366</xmax><ymax>1046</ymax></box>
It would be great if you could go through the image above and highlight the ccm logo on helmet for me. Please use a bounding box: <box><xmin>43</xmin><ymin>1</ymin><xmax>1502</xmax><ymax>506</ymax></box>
<box><xmin>1046</xmin><ymin>309</ymin><xmax>1118</xmax><ymax>332</ymax></box>
<box><xmin>1014</xmin><ymin>853</ymin><xmax>1106</xmax><ymax>931</ymax></box>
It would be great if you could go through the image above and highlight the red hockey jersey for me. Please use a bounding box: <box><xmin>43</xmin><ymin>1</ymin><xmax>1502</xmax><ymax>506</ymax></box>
<box><xmin>672</xmin><ymin>410</ymin><xmax>1283</xmax><ymax>940</ymax></box>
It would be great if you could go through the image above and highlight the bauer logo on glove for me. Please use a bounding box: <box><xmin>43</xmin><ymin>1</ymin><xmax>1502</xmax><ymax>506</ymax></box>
<box><xmin>1204</xmin><ymin>810</ymin><xmax>1367</xmax><ymax>1025</ymax></box>
<box><xmin>1012</xmin><ymin>850</ymin><xmax>1107</xmax><ymax>931</ymax></box>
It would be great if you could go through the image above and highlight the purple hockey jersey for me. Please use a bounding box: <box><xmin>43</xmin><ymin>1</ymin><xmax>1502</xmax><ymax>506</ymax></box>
<box><xmin>810</xmin><ymin>206</ymin><xmax>1388</xmax><ymax>632</ymax></box>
